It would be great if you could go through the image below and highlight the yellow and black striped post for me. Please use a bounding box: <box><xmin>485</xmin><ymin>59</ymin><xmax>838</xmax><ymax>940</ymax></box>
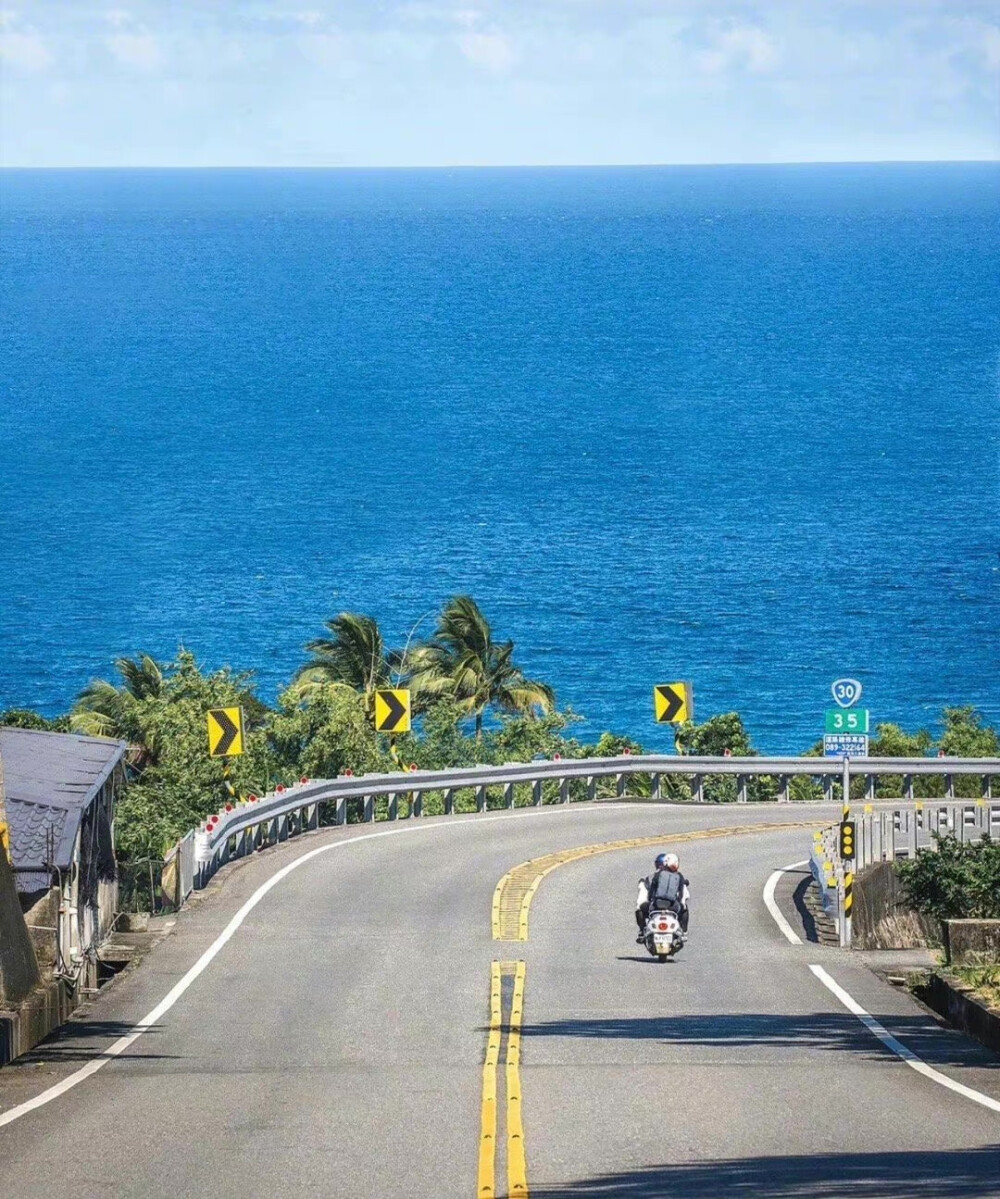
<box><xmin>843</xmin><ymin>870</ymin><xmax>854</xmax><ymax>948</ymax></box>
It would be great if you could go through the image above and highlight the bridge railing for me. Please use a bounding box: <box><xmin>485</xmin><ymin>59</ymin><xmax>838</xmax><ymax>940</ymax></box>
<box><xmin>173</xmin><ymin>754</ymin><xmax>1000</xmax><ymax>900</ymax></box>
<box><xmin>811</xmin><ymin>800</ymin><xmax>1000</xmax><ymax>946</ymax></box>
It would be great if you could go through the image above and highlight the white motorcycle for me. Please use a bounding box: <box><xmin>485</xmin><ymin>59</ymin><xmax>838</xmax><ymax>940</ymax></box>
<box><xmin>643</xmin><ymin>908</ymin><xmax>684</xmax><ymax>962</ymax></box>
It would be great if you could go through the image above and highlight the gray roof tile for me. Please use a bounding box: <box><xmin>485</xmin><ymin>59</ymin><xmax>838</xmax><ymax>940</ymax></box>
<box><xmin>0</xmin><ymin>728</ymin><xmax>127</xmax><ymax>888</ymax></box>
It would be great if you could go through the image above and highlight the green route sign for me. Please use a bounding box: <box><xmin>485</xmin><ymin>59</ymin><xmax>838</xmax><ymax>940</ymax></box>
<box><xmin>825</xmin><ymin>708</ymin><xmax>870</xmax><ymax>734</ymax></box>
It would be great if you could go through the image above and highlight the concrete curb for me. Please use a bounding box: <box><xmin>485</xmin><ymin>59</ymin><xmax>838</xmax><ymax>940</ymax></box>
<box><xmin>919</xmin><ymin>971</ymin><xmax>1000</xmax><ymax>1056</ymax></box>
<box><xmin>0</xmin><ymin>980</ymin><xmax>75</xmax><ymax>1067</ymax></box>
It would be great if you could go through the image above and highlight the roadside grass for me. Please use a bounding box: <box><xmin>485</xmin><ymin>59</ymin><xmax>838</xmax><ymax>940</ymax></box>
<box><xmin>951</xmin><ymin>961</ymin><xmax>1000</xmax><ymax>1009</ymax></box>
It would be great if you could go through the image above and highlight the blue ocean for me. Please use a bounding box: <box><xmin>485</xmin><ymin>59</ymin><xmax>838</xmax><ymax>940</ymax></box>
<box><xmin>1</xmin><ymin>165</ymin><xmax>997</xmax><ymax>751</ymax></box>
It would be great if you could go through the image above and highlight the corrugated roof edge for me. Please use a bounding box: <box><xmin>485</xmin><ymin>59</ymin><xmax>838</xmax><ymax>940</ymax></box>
<box><xmin>0</xmin><ymin>727</ymin><xmax>129</xmax><ymax>810</ymax></box>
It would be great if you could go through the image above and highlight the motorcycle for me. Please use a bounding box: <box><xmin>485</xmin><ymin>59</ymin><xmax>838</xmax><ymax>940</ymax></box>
<box><xmin>643</xmin><ymin>908</ymin><xmax>684</xmax><ymax>961</ymax></box>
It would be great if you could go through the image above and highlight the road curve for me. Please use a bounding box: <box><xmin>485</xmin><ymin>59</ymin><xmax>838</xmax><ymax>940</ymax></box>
<box><xmin>1</xmin><ymin>802</ymin><xmax>998</xmax><ymax>1199</ymax></box>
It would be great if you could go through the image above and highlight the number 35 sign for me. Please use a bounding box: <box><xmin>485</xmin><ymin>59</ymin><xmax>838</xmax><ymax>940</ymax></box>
<box><xmin>831</xmin><ymin>678</ymin><xmax>863</xmax><ymax>708</ymax></box>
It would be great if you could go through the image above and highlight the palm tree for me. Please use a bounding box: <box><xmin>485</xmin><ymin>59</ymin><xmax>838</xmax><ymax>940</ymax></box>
<box><xmin>295</xmin><ymin>613</ymin><xmax>402</xmax><ymax>710</ymax></box>
<box><xmin>70</xmin><ymin>654</ymin><xmax>166</xmax><ymax>764</ymax></box>
<box><xmin>409</xmin><ymin>596</ymin><xmax>554</xmax><ymax>738</ymax></box>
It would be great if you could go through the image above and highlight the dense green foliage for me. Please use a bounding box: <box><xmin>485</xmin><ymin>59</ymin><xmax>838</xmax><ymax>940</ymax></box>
<box><xmin>896</xmin><ymin>835</ymin><xmax>1000</xmax><ymax>921</ymax></box>
<box><xmin>2</xmin><ymin>595</ymin><xmax>997</xmax><ymax>862</ymax></box>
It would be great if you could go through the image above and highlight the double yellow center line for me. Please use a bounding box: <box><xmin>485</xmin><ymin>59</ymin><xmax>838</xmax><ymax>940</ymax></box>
<box><xmin>478</xmin><ymin>820</ymin><xmax>820</xmax><ymax>1195</ymax></box>
<box><xmin>479</xmin><ymin>960</ymin><xmax>528</xmax><ymax>1199</ymax></box>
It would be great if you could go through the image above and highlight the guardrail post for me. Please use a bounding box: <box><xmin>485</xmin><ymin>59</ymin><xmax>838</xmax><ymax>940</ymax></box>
<box><xmin>778</xmin><ymin>775</ymin><xmax>789</xmax><ymax>803</ymax></box>
<box><xmin>865</xmin><ymin>774</ymin><xmax>875</xmax><ymax>802</ymax></box>
<box><xmin>903</xmin><ymin>774</ymin><xmax>913</xmax><ymax>801</ymax></box>
<box><xmin>822</xmin><ymin>775</ymin><xmax>831</xmax><ymax>803</ymax></box>
<box><xmin>615</xmin><ymin>773</ymin><xmax>625</xmax><ymax>798</ymax></box>
<box><xmin>738</xmin><ymin>774</ymin><xmax>748</xmax><ymax>804</ymax></box>
<box><xmin>946</xmin><ymin>773</ymin><xmax>955</xmax><ymax>800</ymax></box>
<box><xmin>444</xmin><ymin>788</ymin><xmax>455</xmax><ymax>816</ymax></box>
<box><xmin>504</xmin><ymin>782</ymin><xmax>515</xmax><ymax>809</ymax></box>
<box><xmin>412</xmin><ymin>791</ymin><xmax>423</xmax><ymax>818</ymax></box>
<box><xmin>388</xmin><ymin>793</ymin><xmax>398</xmax><ymax>821</ymax></box>
<box><xmin>983</xmin><ymin>775</ymin><xmax>993</xmax><ymax>800</ymax></box>
<box><xmin>560</xmin><ymin>777</ymin><xmax>570</xmax><ymax>804</ymax></box>
<box><xmin>476</xmin><ymin>784</ymin><xmax>487</xmax><ymax>813</ymax></box>
<box><xmin>587</xmin><ymin>776</ymin><xmax>597</xmax><ymax>801</ymax></box>
<box><xmin>363</xmin><ymin>795</ymin><xmax>375</xmax><ymax>823</ymax></box>
<box><xmin>692</xmin><ymin>774</ymin><xmax>704</xmax><ymax>803</ymax></box>
<box><xmin>334</xmin><ymin>796</ymin><xmax>347</xmax><ymax>826</ymax></box>
<box><xmin>532</xmin><ymin>779</ymin><xmax>542</xmax><ymax>806</ymax></box>
<box><xmin>306</xmin><ymin>804</ymin><xmax>319</xmax><ymax>832</ymax></box>
<box><xmin>649</xmin><ymin>773</ymin><xmax>660</xmax><ymax>800</ymax></box>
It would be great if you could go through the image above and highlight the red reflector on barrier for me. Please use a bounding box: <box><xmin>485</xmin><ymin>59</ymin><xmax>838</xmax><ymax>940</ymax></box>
<box><xmin>276</xmin><ymin>784</ymin><xmax>285</xmax><ymax>794</ymax></box>
<box><xmin>300</xmin><ymin>777</ymin><xmax>309</xmax><ymax>785</ymax></box>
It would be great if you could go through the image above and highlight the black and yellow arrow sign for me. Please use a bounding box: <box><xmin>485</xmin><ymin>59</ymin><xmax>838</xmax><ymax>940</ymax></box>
<box><xmin>654</xmin><ymin>682</ymin><xmax>691</xmax><ymax>724</ymax></box>
<box><xmin>374</xmin><ymin>689</ymin><xmax>411</xmax><ymax>734</ymax></box>
<box><xmin>207</xmin><ymin>707</ymin><xmax>245</xmax><ymax>757</ymax></box>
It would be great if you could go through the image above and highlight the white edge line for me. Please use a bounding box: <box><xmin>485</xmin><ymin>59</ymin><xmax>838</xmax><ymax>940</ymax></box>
<box><xmin>0</xmin><ymin>803</ymin><xmax>695</xmax><ymax>1129</ymax></box>
<box><xmin>809</xmin><ymin>963</ymin><xmax>1000</xmax><ymax>1116</ymax></box>
<box><xmin>0</xmin><ymin>806</ymin><xmax>816</xmax><ymax>1131</ymax></box>
<box><xmin>763</xmin><ymin>859</ymin><xmax>808</xmax><ymax>944</ymax></box>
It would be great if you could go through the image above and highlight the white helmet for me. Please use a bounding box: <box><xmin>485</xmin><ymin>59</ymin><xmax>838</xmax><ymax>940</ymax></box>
<box><xmin>663</xmin><ymin>853</ymin><xmax>679</xmax><ymax>871</ymax></box>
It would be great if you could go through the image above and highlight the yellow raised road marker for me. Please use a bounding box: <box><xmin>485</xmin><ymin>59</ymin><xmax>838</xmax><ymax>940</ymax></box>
<box><xmin>507</xmin><ymin>960</ymin><xmax>529</xmax><ymax>1199</ymax></box>
<box><xmin>491</xmin><ymin>822</ymin><xmax>820</xmax><ymax>942</ymax></box>
<box><xmin>478</xmin><ymin>960</ymin><xmax>502</xmax><ymax>1199</ymax></box>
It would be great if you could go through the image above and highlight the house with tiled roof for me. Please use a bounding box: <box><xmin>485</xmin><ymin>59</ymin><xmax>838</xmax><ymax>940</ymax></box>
<box><xmin>0</xmin><ymin>727</ymin><xmax>127</xmax><ymax>996</ymax></box>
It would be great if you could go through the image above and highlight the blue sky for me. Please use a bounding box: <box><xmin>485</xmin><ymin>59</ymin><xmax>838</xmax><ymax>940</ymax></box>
<box><xmin>1</xmin><ymin>1</ymin><xmax>997</xmax><ymax>166</ymax></box>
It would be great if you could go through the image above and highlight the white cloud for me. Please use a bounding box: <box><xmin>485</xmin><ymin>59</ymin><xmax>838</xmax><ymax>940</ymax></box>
<box><xmin>106</xmin><ymin>32</ymin><xmax>161</xmax><ymax>69</ymax></box>
<box><xmin>457</xmin><ymin>29</ymin><xmax>514</xmax><ymax>71</ymax></box>
<box><xmin>104</xmin><ymin>10</ymin><xmax>133</xmax><ymax>29</ymax></box>
<box><xmin>699</xmin><ymin>24</ymin><xmax>778</xmax><ymax>74</ymax></box>
<box><xmin>0</xmin><ymin>31</ymin><xmax>53</xmax><ymax>71</ymax></box>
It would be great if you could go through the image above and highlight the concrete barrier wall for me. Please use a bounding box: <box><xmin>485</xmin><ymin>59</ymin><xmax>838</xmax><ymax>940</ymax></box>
<box><xmin>943</xmin><ymin>920</ymin><xmax>1000</xmax><ymax>965</ymax></box>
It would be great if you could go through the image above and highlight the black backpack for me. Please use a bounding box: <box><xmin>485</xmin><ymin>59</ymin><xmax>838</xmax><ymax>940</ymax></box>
<box><xmin>649</xmin><ymin>869</ymin><xmax>683</xmax><ymax>911</ymax></box>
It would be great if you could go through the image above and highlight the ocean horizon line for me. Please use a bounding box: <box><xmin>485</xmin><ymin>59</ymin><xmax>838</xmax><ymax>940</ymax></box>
<box><xmin>2</xmin><ymin>158</ymin><xmax>998</xmax><ymax>172</ymax></box>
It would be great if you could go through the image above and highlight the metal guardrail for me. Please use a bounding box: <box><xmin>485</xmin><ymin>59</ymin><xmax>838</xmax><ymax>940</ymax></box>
<box><xmin>175</xmin><ymin>754</ymin><xmax>1000</xmax><ymax>897</ymax></box>
<box><xmin>812</xmin><ymin>800</ymin><xmax>1000</xmax><ymax>947</ymax></box>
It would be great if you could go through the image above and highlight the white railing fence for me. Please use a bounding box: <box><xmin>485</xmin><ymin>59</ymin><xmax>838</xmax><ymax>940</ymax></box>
<box><xmin>810</xmin><ymin>800</ymin><xmax>1000</xmax><ymax>947</ymax></box>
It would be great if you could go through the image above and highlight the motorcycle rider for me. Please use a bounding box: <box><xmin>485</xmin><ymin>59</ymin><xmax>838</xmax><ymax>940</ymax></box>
<box><xmin>636</xmin><ymin>852</ymin><xmax>690</xmax><ymax>944</ymax></box>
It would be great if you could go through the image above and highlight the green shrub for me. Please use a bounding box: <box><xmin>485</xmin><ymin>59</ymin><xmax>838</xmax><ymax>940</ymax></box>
<box><xmin>896</xmin><ymin>835</ymin><xmax>1000</xmax><ymax>921</ymax></box>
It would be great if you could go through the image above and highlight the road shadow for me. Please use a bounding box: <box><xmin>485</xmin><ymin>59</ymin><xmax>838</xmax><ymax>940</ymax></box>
<box><xmin>791</xmin><ymin>870</ymin><xmax>822</xmax><ymax>943</ymax></box>
<box><xmin>529</xmin><ymin>1146</ymin><xmax>1000</xmax><ymax>1198</ymax></box>
<box><xmin>517</xmin><ymin>1012</ymin><xmax>998</xmax><ymax>1071</ymax></box>
<box><xmin>9</xmin><ymin>1020</ymin><xmax>176</xmax><ymax>1066</ymax></box>
<box><xmin>614</xmin><ymin>956</ymin><xmax>682</xmax><ymax>966</ymax></box>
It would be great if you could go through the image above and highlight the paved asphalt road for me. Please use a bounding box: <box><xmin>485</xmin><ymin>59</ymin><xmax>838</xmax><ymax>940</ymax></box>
<box><xmin>1</xmin><ymin>802</ymin><xmax>998</xmax><ymax>1198</ymax></box>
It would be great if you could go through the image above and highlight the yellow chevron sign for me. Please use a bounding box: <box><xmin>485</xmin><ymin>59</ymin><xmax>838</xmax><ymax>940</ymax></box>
<box><xmin>207</xmin><ymin>707</ymin><xmax>245</xmax><ymax>757</ymax></box>
<box><xmin>374</xmin><ymin>689</ymin><xmax>411</xmax><ymax>734</ymax></box>
<box><xmin>654</xmin><ymin>682</ymin><xmax>691</xmax><ymax>724</ymax></box>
